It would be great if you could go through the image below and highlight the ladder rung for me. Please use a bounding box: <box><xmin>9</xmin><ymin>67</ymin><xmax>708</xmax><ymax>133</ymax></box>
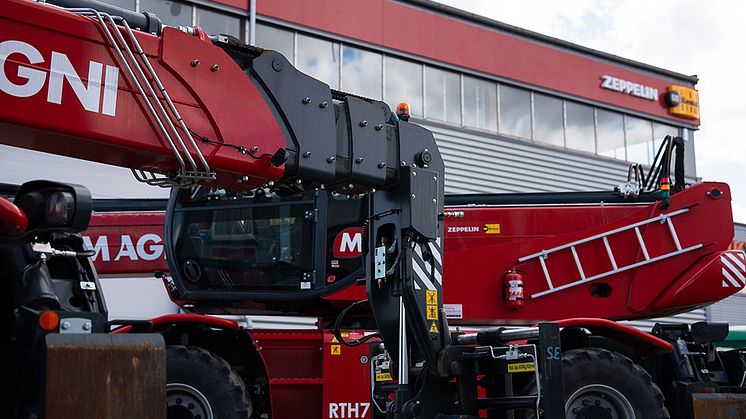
<box><xmin>538</xmin><ymin>255</ymin><xmax>554</xmax><ymax>290</ymax></box>
<box><xmin>666</xmin><ymin>218</ymin><xmax>683</xmax><ymax>251</ymax></box>
<box><xmin>602</xmin><ymin>236</ymin><xmax>618</xmax><ymax>270</ymax></box>
<box><xmin>570</xmin><ymin>246</ymin><xmax>585</xmax><ymax>280</ymax></box>
<box><xmin>634</xmin><ymin>227</ymin><xmax>650</xmax><ymax>260</ymax></box>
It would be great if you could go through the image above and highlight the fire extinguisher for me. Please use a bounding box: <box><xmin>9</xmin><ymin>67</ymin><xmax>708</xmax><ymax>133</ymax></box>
<box><xmin>503</xmin><ymin>269</ymin><xmax>524</xmax><ymax>310</ymax></box>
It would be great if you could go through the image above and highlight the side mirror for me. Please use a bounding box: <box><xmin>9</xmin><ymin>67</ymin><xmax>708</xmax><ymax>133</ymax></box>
<box><xmin>13</xmin><ymin>180</ymin><xmax>92</xmax><ymax>233</ymax></box>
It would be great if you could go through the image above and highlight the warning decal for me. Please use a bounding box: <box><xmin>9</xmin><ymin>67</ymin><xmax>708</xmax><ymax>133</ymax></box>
<box><xmin>429</xmin><ymin>321</ymin><xmax>439</xmax><ymax>334</ymax></box>
<box><xmin>331</xmin><ymin>344</ymin><xmax>341</xmax><ymax>355</ymax></box>
<box><xmin>507</xmin><ymin>362</ymin><xmax>536</xmax><ymax>373</ymax></box>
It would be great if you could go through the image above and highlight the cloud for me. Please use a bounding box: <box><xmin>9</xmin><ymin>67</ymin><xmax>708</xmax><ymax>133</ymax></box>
<box><xmin>439</xmin><ymin>0</ymin><xmax>746</xmax><ymax>223</ymax></box>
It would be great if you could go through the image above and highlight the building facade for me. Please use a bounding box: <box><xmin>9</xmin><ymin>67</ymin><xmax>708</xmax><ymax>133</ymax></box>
<box><xmin>3</xmin><ymin>0</ymin><xmax>734</xmax><ymax>328</ymax></box>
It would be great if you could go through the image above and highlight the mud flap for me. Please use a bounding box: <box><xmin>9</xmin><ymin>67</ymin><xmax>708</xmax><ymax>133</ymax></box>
<box><xmin>692</xmin><ymin>393</ymin><xmax>746</xmax><ymax>419</ymax></box>
<box><xmin>45</xmin><ymin>334</ymin><xmax>166</xmax><ymax>419</ymax></box>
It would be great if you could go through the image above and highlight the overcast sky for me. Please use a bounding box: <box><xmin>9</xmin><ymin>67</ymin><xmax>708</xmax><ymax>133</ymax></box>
<box><xmin>438</xmin><ymin>0</ymin><xmax>746</xmax><ymax>223</ymax></box>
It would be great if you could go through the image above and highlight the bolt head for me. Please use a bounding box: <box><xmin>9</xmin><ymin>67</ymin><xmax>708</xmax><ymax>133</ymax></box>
<box><xmin>61</xmin><ymin>321</ymin><xmax>71</xmax><ymax>330</ymax></box>
<box><xmin>83</xmin><ymin>322</ymin><xmax>92</xmax><ymax>330</ymax></box>
<box><xmin>359</xmin><ymin>120</ymin><xmax>368</xmax><ymax>127</ymax></box>
<box><xmin>327</xmin><ymin>156</ymin><xmax>337</xmax><ymax>163</ymax></box>
<box><xmin>190</xmin><ymin>59</ymin><xmax>200</xmax><ymax>67</ymax></box>
<box><xmin>302</xmin><ymin>97</ymin><xmax>311</xmax><ymax>104</ymax></box>
<box><xmin>302</xmin><ymin>152</ymin><xmax>312</xmax><ymax>158</ymax></box>
<box><xmin>355</xmin><ymin>157</ymin><xmax>364</xmax><ymax>164</ymax></box>
<box><xmin>377</xmin><ymin>162</ymin><xmax>386</xmax><ymax>168</ymax></box>
<box><xmin>375</xmin><ymin>124</ymin><xmax>384</xmax><ymax>131</ymax></box>
<box><xmin>271</xmin><ymin>58</ymin><xmax>284</xmax><ymax>72</ymax></box>
<box><xmin>210</xmin><ymin>64</ymin><xmax>220</xmax><ymax>72</ymax></box>
<box><xmin>319</xmin><ymin>101</ymin><xmax>329</xmax><ymax>108</ymax></box>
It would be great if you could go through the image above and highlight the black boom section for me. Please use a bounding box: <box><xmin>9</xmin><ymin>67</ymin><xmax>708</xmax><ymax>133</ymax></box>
<box><xmin>251</xmin><ymin>51</ymin><xmax>338</xmax><ymax>182</ymax></box>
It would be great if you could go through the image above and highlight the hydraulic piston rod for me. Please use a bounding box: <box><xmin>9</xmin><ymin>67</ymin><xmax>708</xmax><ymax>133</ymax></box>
<box><xmin>455</xmin><ymin>326</ymin><xmax>540</xmax><ymax>346</ymax></box>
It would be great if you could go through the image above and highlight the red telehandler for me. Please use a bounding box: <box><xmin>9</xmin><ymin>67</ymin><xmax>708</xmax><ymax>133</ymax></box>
<box><xmin>1</xmin><ymin>0</ymin><xmax>744</xmax><ymax>418</ymax></box>
<box><xmin>0</xmin><ymin>0</ymin><xmax>567</xmax><ymax>418</ymax></box>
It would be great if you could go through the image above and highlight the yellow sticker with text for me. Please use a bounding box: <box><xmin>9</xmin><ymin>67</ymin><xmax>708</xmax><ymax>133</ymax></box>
<box><xmin>425</xmin><ymin>290</ymin><xmax>438</xmax><ymax>305</ymax></box>
<box><xmin>507</xmin><ymin>362</ymin><xmax>536</xmax><ymax>373</ymax></box>
<box><xmin>484</xmin><ymin>224</ymin><xmax>501</xmax><ymax>234</ymax></box>
<box><xmin>375</xmin><ymin>373</ymin><xmax>393</xmax><ymax>382</ymax></box>
<box><xmin>331</xmin><ymin>344</ymin><xmax>341</xmax><ymax>355</ymax></box>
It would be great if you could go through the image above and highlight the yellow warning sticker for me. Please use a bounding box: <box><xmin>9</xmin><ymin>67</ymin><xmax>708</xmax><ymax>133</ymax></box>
<box><xmin>425</xmin><ymin>290</ymin><xmax>438</xmax><ymax>305</ymax></box>
<box><xmin>375</xmin><ymin>373</ymin><xmax>394</xmax><ymax>382</ymax></box>
<box><xmin>484</xmin><ymin>224</ymin><xmax>501</xmax><ymax>234</ymax></box>
<box><xmin>331</xmin><ymin>336</ymin><xmax>339</xmax><ymax>343</ymax></box>
<box><xmin>426</xmin><ymin>305</ymin><xmax>439</xmax><ymax>320</ymax></box>
<box><xmin>331</xmin><ymin>344</ymin><xmax>341</xmax><ymax>355</ymax></box>
<box><xmin>429</xmin><ymin>321</ymin><xmax>439</xmax><ymax>334</ymax></box>
<box><xmin>507</xmin><ymin>362</ymin><xmax>536</xmax><ymax>373</ymax></box>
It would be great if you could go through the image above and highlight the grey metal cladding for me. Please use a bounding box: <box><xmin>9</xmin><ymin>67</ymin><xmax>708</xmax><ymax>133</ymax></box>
<box><xmin>425</xmin><ymin>124</ymin><xmax>697</xmax><ymax>194</ymax></box>
<box><xmin>345</xmin><ymin>97</ymin><xmax>388</xmax><ymax>187</ymax></box>
<box><xmin>252</xmin><ymin>51</ymin><xmax>336</xmax><ymax>181</ymax></box>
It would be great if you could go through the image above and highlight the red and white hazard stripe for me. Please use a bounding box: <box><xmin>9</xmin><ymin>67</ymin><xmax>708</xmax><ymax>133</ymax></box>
<box><xmin>721</xmin><ymin>251</ymin><xmax>746</xmax><ymax>288</ymax></box>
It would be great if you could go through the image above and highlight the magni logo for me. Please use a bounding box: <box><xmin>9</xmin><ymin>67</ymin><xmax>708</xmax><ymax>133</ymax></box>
<box><xmin>0</xmin><ymin>40</ymin><xmax>119</xmax><ymax>116</ymax></box>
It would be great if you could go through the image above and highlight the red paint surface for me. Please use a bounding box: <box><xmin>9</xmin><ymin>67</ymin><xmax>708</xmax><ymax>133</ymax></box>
<box><xmin>255</xmin><ymin>0</ymin><xmax>698</xmax><ymax>125</ymax></box>
<box><xmin>556</xmin><ymin>318</ymin><xmax>672</xmax><ymax>353</ymax></box>
<box><xmin>0</xmin><ymin>197</ymin><xmax>28</xmax><ymax>236</ymax></box>
<box><xmin>0</xmin><ymin>0</ymin><xmax>285</xmax><ymax>191</ymax></box>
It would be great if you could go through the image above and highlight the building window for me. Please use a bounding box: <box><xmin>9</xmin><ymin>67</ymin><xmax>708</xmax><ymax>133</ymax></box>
<box><xmin>596</xmin><ymin>109</ymin><xmax>625</xmax><ymax>160</ymax></box>
<box><xmin>196</xmin><ymin>7</ymin><xmax>242</xmax><ymax>40</ymax></box>
<box><xmin>533</xmin><ymin>93</ymin><xmax>564</xmax><ymax>147</ymax></box>
<box><xmin>385</xmin><ymin>57</ymin><xmax>423</xmax><ymax>117</ymax></box>
<box><xmin>424</xmin><ymin>66</ymin><xmax>460</xmax><ymax>124</ymax></box>
<box><xmin>499</xmin><ymin>85</ymin><xmax>531</xmax><ymax>139</ymax></box>
<box><xmin>296</xmin><ymin>34</ymin><xmax>340</xmax><ymax>89</ymax></box>
<box><xmin>462</xmin><ymin>76</ymin><xmax>496</xmax><ymax>132</ymax></box>
<box><xmin>139</xmin><ymin>0</ymin><xmax>192</xmax><ymax>27</ymax></box>
<box><xmin>341</xmin><ymin>46</ymin><xmax>382</xmax><ymax>99</ymax></box>
<box><xmin>625</xmin><ymin>115</ymin><xmax>654</xmax><ymax>165</ymax></box>
<box><xmin>255</xmin><ymin>23</ymin><xmax>294</xmax><ymax>64</ymax></box>
<box><xmin>565</xmin><ymin>102</ymin><xmax>595</xmax><ymax>153</ymax></box>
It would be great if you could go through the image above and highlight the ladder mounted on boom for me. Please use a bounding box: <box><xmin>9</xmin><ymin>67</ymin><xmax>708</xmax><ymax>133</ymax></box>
<box><xmin>519</xmin><ymin>207</ymin><xmax>703</xmax><ymax>299</ymax></box>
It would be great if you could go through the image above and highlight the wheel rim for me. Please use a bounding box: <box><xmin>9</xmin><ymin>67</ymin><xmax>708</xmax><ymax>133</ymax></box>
<box><xmin>565</xmin><ymin>384</ymin><xmax>635</xmax><ymax>419</ymax></box>
<box><xmin>166</xmin><ymin>383</ymin><xmax>214</xmax><ymax>419</ymax></box>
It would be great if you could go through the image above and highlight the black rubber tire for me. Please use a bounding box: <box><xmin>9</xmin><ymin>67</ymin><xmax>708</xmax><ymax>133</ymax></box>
<box><xmin>562</xmin><ymin>348</ymin><xmax>669</xmax><ymax>419</ymax></box>
<box><xmin>519</xmin><ymin>347</ymin><xmax>669</xmax><ymax>419</ymax></box>
<box><xmin>166</xmin><ymin>345</ymin><xmax>252</xmax><ymax>419</ymax></box>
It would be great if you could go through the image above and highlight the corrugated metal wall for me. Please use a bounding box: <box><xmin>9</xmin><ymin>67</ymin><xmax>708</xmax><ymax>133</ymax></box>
<box><xmin>425</xmin><ymin>124</ymin><xmax>633</xmax><ymax>194</ymax></box>
<box><xmin>426</xmin><ymin>123</ymin><xmax>708</xmax><ymax>329</ymax></box>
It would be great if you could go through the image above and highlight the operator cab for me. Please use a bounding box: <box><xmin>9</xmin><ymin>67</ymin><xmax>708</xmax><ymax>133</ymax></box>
<box><xmin>165</xmin><ymin>186</ymin><xmax>367</xmax><ymax>313</ymax></box>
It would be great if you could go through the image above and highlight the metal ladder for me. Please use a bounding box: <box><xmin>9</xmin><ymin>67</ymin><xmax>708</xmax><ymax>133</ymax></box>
<box><xmin>518</xmin><ymin>208</ymin><xmax>703</xmax><ymax>299</ymax></box>
<box><xmin>64</xmin><ymin>6</ymin><xmax>216</xmax><ymax>187</ymax></box>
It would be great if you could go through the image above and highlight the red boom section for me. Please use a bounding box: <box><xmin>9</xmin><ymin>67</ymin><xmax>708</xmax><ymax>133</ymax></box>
<box><xmin>444</xmin><ymin>182</ymin><xmax>736</xmax><ymax>324</ymax></box>
<box><xmin>0</xmin><ymin>0</ymin><xmax>285</xmax><ymax>188</ymax></box>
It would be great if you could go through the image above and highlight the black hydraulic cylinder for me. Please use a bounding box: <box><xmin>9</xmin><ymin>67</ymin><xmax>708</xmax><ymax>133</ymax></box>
<box><xmin>47</xmin><ymin>0</ymin><xmax>162</xmax><ymax>34</ymax></box>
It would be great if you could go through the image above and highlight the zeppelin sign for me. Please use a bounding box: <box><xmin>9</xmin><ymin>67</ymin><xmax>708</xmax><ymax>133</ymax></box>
<box><xmin>600</xmin><ymin>75</ymin><xmax>658</xmax><ymax>101</ymax></box>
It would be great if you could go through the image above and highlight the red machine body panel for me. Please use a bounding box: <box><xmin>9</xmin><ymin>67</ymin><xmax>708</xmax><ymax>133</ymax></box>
<box><xmin>85</xmin><ymin>182</ymin><xmax>739</xmax><ymax>324</ymax></box>
<box><xmin>252</xmin><ymin>330</ymin><xmax>374</xmax><ymax>419</ymax></box>
<box><xmin>0</xmin><ymin>0</ymin><xmax>285</xmax><ymax>189</ymax></box>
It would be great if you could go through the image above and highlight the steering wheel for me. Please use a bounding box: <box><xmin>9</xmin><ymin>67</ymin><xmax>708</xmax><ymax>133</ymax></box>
<box><xmin>0</xmin><ymin>196</ymin><xmax>28</xmax><ymax>236</ymax></box>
